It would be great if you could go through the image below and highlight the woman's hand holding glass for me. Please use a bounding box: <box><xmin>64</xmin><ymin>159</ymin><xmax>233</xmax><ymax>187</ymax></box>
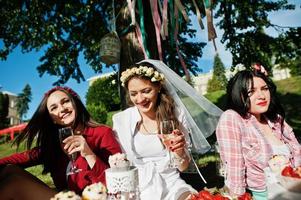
<box><xmin>62</xmin><ymin>131</ymin><xmax>97</xmax><ymax>170</ymax></box>
<box><xmin>159</xmin><ymin>120</ymin><xmax>188</xmax><ymax>168</ymax></box>
<box><xmin>59</xmin><ymin>127</ymin><xmax>91</xmax><ymax>175</ymax></box>
<box><xmin>63</xmin><ymin>134</ymin><xmax>92</xmax><ymax>158</ymax></box>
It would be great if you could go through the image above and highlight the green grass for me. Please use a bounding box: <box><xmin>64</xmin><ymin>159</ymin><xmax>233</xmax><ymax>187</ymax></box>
<box><xmin>0</xmin><ymin>141</ymin><xmax>54</xmax><ymax>187</ymax></box>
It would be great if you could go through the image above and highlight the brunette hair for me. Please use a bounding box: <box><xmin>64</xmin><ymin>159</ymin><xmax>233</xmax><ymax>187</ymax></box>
<box><xmin>14</xmin><ymin>86</ymin><xmax>98</xmax><ymax>173</ymax></box>
<box><xmin>226</xmin><ymin>69</ymin><xmax>285</xmax><ymax>124</ymax></box>
<box><xmin>123</xmin><ymin>62</ymin><xmax>180</xmax><ymax>130</ymax></box>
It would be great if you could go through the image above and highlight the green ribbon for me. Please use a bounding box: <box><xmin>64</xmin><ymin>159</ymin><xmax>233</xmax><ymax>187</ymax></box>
<box><xmin>169</xmin><ymin>0</ymin><xmax>175</xmax><ymax>49</ymax></box>
<box><xmin>137</xmin><ymin>0</ymin><xmax>150</xmax><ymax>57</ymax></box>
<box><xmin>204</xmin><ymin>0</ymin><xmax>211</xmax><ymax>9</ymax></box>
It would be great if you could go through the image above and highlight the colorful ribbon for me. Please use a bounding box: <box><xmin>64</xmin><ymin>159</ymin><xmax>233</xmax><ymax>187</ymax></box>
<box><xmin>149</xmin><ymin>0</ymin><xmax>163</xmax><ymax>60</ymax></box>
<box><xmin>192</xmin><ymin>0</ymin><xmax>204</xmax><ymax>30</ymax></box>
<box><xmin>174</xmin><ymin>3</ymin><xmax>191</xmax><ymax>81</ymax></box>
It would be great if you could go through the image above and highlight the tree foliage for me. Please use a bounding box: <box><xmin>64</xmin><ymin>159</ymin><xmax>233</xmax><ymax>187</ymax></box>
<box><xmin>215</xmin><ymin>0</ymin><xmax>299</xmax><ymax>72</ymax></box>
<box><xmin>207</xmin><ymin>54</ymin><xmax>227</xmax><ymax>92</ymax></box>
<box><xmin>275</xmin><ymin>27</ymin><xmax>301</xmax><ymax>76</ymax></box>
<box><xmin>0</xmin><ymin>0</ymin><xmax>207</xmax><ymax>85</ymax></box>
<box><xmin>86</xmin><ymin>73</ymin><xmax>120</xmax><ymax>111</ymax></box>
<box><xmin>0</xmin><ymin>92</ymin><xmax>9</xmax><ymax>129</ymax></box>
<box><xmin>16</xmin><ymin>84</ymin><xmax>32</xmax><ymax>121</ymax></box>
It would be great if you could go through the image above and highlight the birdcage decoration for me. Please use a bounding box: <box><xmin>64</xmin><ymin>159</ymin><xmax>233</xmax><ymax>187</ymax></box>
<box><xmin>99</xmin><ymin>31</ymin><xmax>121</xmax><ymax>65</ymax></box>
<box><xmin>99</xmin><ymin>0</ymin><xmax>120</xmax><ymax>65</ymax></box>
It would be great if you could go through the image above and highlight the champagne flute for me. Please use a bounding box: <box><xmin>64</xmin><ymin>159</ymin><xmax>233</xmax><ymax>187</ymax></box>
<box><xmin>58</xmin><ymin>127</ymin><xmax>82</xmax><ymax>175</ymax></box>
<box><xmin>159</xmin><ymin>120</ymin><xmax>177</xmax><ymax>168</ymax></box>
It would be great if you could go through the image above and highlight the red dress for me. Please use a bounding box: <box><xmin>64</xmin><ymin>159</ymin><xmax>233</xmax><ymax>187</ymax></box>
<box><xmin>0</xmin><ymin>125</ymin><xmax>121</xmax><ymax>194</ymax></box>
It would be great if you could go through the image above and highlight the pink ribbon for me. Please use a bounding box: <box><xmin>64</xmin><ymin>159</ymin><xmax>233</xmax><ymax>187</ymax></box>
<box><xmin>161</xmin><ymin>0</ymin><xmax>169</xmax><ymax>40</ymax></box>
<box><xmin>149</xmin><ymin>0</ymin><xmax>163</xmax><ymax>60</ymax></box>
<box><xmin>135</xmin><ymin>23</ymin><xmax>148</xmax><ymax>59</ymax></box>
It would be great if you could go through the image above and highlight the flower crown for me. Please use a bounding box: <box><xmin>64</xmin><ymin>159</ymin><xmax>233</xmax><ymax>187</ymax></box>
<box><xmin>252</xmin><ymin>63</ymin><xmax>268</xmax><ymax>76</ymax></box>
<box><xmin>120</xmin><ymin>66</ymin><xmax>165</xmax><ymax>87</ymax></box>
<box><xmin>44</xmin><ymin>86</ymin><xmax>79</xmax><ymax>98</ymax></box>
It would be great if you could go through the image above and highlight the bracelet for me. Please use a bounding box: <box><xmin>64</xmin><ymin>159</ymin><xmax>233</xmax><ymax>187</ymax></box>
<box><xmin>174</xmin><ymin>149</ymin><xmax>190</xmax><ymax>165</ymax></box>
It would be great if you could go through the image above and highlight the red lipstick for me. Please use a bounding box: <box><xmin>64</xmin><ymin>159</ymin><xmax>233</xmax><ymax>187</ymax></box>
<box><xmin>257</xmin><ymin>101</ymin><xmax>267</xmax><ymax>106</ymax></box>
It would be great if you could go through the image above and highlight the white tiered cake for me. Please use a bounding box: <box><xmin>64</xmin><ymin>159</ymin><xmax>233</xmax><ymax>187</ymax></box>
<box><xmin>105</xmin><ymin>153</ymin><xmax>139</xmax><ymax>199</ymax></box>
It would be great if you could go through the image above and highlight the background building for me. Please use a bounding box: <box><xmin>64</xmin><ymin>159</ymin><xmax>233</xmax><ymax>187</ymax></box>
<box><xmin>87</xmin><ymin>67</ymin><xmax>291</xmax><ymax>96</ymax></box>
<box><xmin>2</xmin><ymin>91</ymin><xmax>20</xmax><ymax>125</ymax></box>
<box><xmin>193</xmin><ymin>67</ymin><xmax>291</xmax><ymax>95</ymax></box>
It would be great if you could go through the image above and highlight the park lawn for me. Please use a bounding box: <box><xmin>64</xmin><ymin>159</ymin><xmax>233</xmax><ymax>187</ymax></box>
<box><xmin>0</xmin><ymin>141</ymin><xmax>54</xmax><ymax>187</ymax></box>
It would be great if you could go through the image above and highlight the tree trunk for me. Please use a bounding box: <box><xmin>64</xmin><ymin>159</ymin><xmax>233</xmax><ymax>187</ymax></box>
<box><xmin>117</xmin><ymin>0</ymin><xmax>159</xmax><ymax>110</ymax></box>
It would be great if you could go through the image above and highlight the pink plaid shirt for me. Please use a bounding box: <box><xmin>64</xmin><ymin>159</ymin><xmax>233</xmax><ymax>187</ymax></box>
<box><xmin>216</xmin><ymin>109</ymin><xmax>301</xmax><ymax>196</ymax></box>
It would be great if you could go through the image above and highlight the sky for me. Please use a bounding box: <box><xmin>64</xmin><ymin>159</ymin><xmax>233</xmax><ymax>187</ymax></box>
<box><xmin>0</xmin><ymin>1</ymin><xmax>300</xmax><ymax>120</ymax></box>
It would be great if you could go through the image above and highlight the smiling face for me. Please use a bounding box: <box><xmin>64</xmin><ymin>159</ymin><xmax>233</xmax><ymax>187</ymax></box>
<box><xmin>248</xmin><ymin>77</ymin><xmax>271</xmax><ymax>119</ymax></box>
<box><xmin>46</xmin><ymin>90</ymin><xmax>76</xmax><ymax>126</ymax></box>
<box><xmin>127</xmin><ymin>77</ymin><xmax>161</xmax><ymax>117</ymax></box>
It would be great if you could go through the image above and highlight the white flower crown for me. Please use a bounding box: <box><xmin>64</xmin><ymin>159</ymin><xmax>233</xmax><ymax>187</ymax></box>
<box><xmin>120</xmin><ymin>65</ymin><xmax>165</xmax><ymax>87</ymax></box>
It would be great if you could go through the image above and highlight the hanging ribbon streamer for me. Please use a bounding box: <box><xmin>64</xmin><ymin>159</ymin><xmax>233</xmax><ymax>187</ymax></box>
<box><xmin>169</xmin><ymin>0</ymin><xmax>175</xmax><ymax>50</ymax></box>
<box><xmin>162</xmin><ymin>0</ymin><xmax>169</xmax><ymax>40</ymax></box>
<box><xmin>192</xmin><ymin>0</ymin><xmax>204</xmax><ymax>30</ymax></box>
<box><xmin>135</xmin><ymin>23</ymin><xmax>148</xmax><ymax>59</ymax></box>
<box><xmin>149</xmin><ymin>0</ymin><xmax>163</xmax><ymax>60</ymax></box>
<box><xmin>127</xmin><ymin>0</ymin><xmax>136</xmax><ymax>25</ymax></box>
<box><xmin>174</xmin><ymin>0</ymin><xmax>190</xmax><ymax>23</ymax></box>
<box><xmin>110</xmin><ymin>0</ymin><xmax>116</xmax><ymax>32</ymax></box>
<box><xmin>174</xmin><ymin>3</ymin><xmax>191</xmax><ymax>81</ymax></box>
<box><xmin>203</xmin><ymin>0</ymin><xmax>217</xmax><ymax>51</ymax></box>
<box><xmin>137</xmin><ymin>0</ymin><xmax>150</xmax><ymax>58</ymax></box>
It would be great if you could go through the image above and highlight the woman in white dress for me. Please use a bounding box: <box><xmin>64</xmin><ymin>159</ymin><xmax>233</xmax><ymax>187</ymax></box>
<box><xmin>113</xmin><ymin>60</ymin><xmax>222</xmax><ymax>200</ymax></box>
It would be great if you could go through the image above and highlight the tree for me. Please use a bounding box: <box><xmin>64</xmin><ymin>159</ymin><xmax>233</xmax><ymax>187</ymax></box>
<box><xmin>86</xmin><ymin>73</ymin><xmax>120</xmax><ymax>111</ymax></box>
<box><xmin>0</xmin><ymin>1</ymin><xmax>208</xmax><ymax>85</ymax></box>
<box><xmin>215</xmin><ymin>0</ymin><xmax>299</xmax><ymax>72</ymax></box>
<box><xmin>0</xmin><ymin>92</ymin><xmax>9</xmax><ymax>129</ymax></box>
<box><xmin>207</xmin><ymin>54</ymin><xmax>227</xmax><ymax>92</ymax></box>
<box><xmin>16</xmin><ymin>84</ymin><xmax>32</xmax><ymax>121</ymax></box>
<box><xmin>275</xmin><ymin>27</ymin><xmax>301</xmax><ymax>76</ymax></box>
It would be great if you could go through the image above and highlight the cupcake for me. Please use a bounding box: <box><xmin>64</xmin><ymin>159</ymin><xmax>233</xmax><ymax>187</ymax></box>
<box><xmin>108</xmin><ymin>153</ymin><xmax>130</xmax><ymax>170</ymax></box>
<box><xmin>82</xmin><ymin>182</ymin><xmax>107</xmax><ymax>200</ymax></box>
<box><xmin>50</xmin><ymin>191</ymin><xmax>81</xmax><ymax>200</ymax></box>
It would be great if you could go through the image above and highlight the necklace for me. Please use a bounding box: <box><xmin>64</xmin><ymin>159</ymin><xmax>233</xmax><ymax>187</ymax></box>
<box><xmin>141</xmin><ymin>121</ymin><xmax>158</xmax><ymax>134</ymax></box>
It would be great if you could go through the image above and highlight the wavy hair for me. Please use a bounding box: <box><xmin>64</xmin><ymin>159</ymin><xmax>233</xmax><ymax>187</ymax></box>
<box><xmin>14</xmin><ymin>87</ymin><xmax>99</xmax><ymax>173</ymax></box>
<box><xmin>123</xmin><ymin>62</ymin><xmax>180</xmax><ymax>130</ymax></box>
<box><xmin>226</xmin><ymin>69</ymin><xmax>285</xmax><ymax>126</ymax></box>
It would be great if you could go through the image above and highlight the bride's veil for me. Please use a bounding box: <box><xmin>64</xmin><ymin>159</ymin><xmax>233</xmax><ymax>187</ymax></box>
<box><xmin>138</xmin><ymin>59</ymin><xmax>223</xmax><ymax>154</ymax></box>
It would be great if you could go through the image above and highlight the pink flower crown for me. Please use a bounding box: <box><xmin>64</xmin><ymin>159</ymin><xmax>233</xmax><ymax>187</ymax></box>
<box><xmin>44</xmin><ymin>86</ymin><xmax>79</xmax><ymax>98</ymax></box>
<box><xmin>252</xmin><ymin>63</ymin><xmax>268</xmax><ymax>76</ymax></box>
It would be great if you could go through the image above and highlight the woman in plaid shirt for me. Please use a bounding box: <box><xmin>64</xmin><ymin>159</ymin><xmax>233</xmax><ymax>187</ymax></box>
<box><xmin>216</xmin><ymin>64</ymin><xmax>301</xmax><ymax>199</ymax></box>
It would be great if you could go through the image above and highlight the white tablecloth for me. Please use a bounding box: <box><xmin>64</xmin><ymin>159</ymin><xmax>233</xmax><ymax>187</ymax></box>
<box><xmin>268</xmin><ymin>183</ymin><xmax>301</xmax><ymax>200</ymax></box>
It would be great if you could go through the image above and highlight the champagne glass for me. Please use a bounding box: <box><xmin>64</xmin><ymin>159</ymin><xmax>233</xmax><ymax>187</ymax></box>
<box><xmin>159</xmin><ymin>120</ymin><xmax>177</xmax><ymax>168</ymax></box>
<box><xmin>58</xmin><ymin>127</ymin><xmax>82</xmax><ymax>175</ymax></box>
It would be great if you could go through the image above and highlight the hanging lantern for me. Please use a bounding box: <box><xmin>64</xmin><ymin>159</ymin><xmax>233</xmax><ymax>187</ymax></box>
<box><xmin>99</xmin><ymin>31</ymin><xmax>121</xmax><ymax>65</ymax></box>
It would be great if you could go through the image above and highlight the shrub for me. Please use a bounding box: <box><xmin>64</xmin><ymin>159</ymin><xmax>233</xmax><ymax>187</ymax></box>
<box><xmin>87</xmin><ymin>103</ymin><xmax>108</xmax><ymax>124</ymax></box>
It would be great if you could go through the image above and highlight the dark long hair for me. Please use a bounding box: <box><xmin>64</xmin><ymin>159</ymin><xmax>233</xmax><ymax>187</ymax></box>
<box><xmin>123</xmin><ymin>62</ymin><xmax>180</xmax><ymax>129</ymax></box>
<box><xmin>226</xmin><ymin>70</ymin><xmax>285</xmax><ymax>125</ymax></box>
<box><xmin>14</xmin><ymin>86</ymin><xmax>98</xmax><ymax>173</ymax></box>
